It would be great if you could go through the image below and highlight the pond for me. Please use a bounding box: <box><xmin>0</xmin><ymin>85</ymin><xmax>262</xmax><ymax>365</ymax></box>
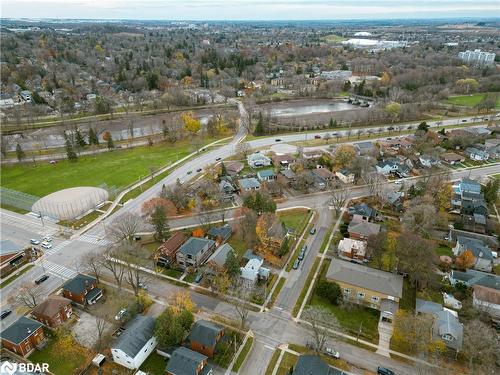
<box><xmin>269</xmin><ymin>100</ymin><xmax>360</xmax><ymax>118</ymax></box>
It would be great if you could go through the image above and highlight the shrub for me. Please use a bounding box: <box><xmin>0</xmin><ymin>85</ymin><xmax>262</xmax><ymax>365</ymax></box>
<box><xmin>316</xmin><ymin>279</ymin><xmax>343</xmax><ymax>305</ymax></box>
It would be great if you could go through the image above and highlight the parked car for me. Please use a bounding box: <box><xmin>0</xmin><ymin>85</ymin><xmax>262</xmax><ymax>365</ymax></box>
<box><xmin>1</xmin><ymin>309</ymin><xmax>12</xmax><ymax>319</ymax></box>
<box><xmin>298</xmin><ymin>250</ymin><xmax>305</xmax><ymax>261</ymax></box>
<box><xmin>115</xmin><ymin>308</ymin><xmax>127</xmax><ymax>321</ymax></box>
<box><xmin>292</xmin><ymin>260</ymin><xmax>300</xmax><ymax>270</ymax></box>
<box><xmin>310</xmin><ymin>228</ymin><xmax>316</xmax><ymax>235</ymax></box>
<box><xmin>35</xmin><ymin>275</ymin><xmax>49</xmax><ymax>285</ymax></box>
<box><xmin>216</xmin><ymin>157</ymin><xmax>222</xmax><ymax>161</ymax></box>
<box><xmin>377</xmin><ymin>366</ymin><xmax>395</xmax><ymax>375</ymax></box>
<box><xmin>324</xmin><ymin>347</ymin><xmax>340</xmax><ymax>359</ymax></box>
<box><xmin>314</xmin><ymin>135</ymin><xmax>321</xmax><ymax>139</ymax></box>
<box><xmin>275</xmin><ymin>139</ymin><xmax>282</xmax><ymax>142</ymax></box>
<box><xmin>41</xmin><ymin>242</ymin><xmax>52</xmax><ymax>249</ymax></box>
<box><xmin>187</xmin><ymin>170</ymin><xmax>192</xmax><ymax>175</ymax></box>
<box><xmin>196</xmin><ymin>168</ymin><xmax>202</xmax><ymax>172</ymax></box>
<box><xmin>394</xmin><ymin>179</ymin><xmax>403</xmax><ymax>185</ymax></box>
<box><xmin>42</xmin><ymin>236</ymin><xmax>53</xmax><ymax>242</ymax></box>
<box><xmin>30</xmin><ymin>239</ymin><xmax>40</xmax><ymax>245</ymax></box>
<box><xmin>195</xmin><ymin>274</ymin><xmax>203</xmax><ymax>283</ymax></box>
<box><xmin>49</xmin><ymin>160</ymin><xmax>57</xmax><ymax>164</ymax></box>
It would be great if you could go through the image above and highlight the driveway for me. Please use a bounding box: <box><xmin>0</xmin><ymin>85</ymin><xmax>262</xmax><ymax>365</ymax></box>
<box><xmin>375</xmin><ymin>320</ymin><xmax>394</xmax><ymax>357</ymax></box>
<box><xmin>72</xmin><ymin>310</ymin><xmax>114</xmax><ymax>350</ymax></box>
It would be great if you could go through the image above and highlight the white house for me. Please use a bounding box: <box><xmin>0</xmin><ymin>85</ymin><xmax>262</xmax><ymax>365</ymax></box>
<box><xmin>335</xmin><ymin>169</ymin><xmax>355</xmax><ymax>184</ymax></box>
<box><xmin>375</xmin><ymin>160</ymin><xmax>399</xmax><ymax>175</ymax></box>
<box><xmin>465</xmin><ymin>147</ymin><xmax>489</xmax><ymax>161</ymax></box>
<box><xmin>240</xmin><ymin>257</ymin><xmax>270</xmax><ymax>284</ymax></box>
<box><xmin>111</xmin><ymin>315</ymin><xmax>157</xmax><ymax>369</ymax></box>
<box><xmin>247</xmin><ymin>152</ymin><xmax>272</xmax><ymax>168</ymax></box>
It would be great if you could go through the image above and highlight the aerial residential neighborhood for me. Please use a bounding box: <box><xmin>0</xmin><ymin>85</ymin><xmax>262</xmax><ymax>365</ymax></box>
<box><xmin>0</xmin><ymin>2</ymin><xmax>500</xmax><ymax>375</ymax></box>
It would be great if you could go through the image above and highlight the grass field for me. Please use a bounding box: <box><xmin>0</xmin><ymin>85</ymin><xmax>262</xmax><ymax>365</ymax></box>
<box><xmin>435</xmin><ymin>245</ymin><xmax>454</xmax><ymax>257</ymax></box>
<box><xmin>321</xmin><ymin>34</ymin><xmax>346</xmax><ymax>43</ymax></box>
<box><xmin>1</xmin><ymin>137</ymin><xmax>219</xmax><ymax>197</ymax></box>
<box><xmin>0</xmin><ymin>265</ymin><xmax>34</xmax><ymax>288</ymax></box>
<box><xmin>264</xmin><ymin>350</ymin><xmax>281</xmax><ymax>375</ymax></box>
<box><xmin>276</xmin><ymin>352</ymin><xmax>298</xmax><ymax>375</ymax></box>
<box><xmin>139</xmin><ymin>352</ymin><xmax>168</xmax><ymax>375</ymax></box>
<box><xmin>446</xmin><ymin>93</ymin><xmax>500</xmax><ymax>108</ymax></box>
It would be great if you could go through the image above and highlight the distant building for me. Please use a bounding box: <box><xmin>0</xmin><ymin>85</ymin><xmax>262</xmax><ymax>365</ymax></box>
<box><xmin>458</xmin><ymin>49</ymin><xmax>496</xmax><ymax>66</ymax></box>
<box><xmin>0</xmin><ymin>240</ymin><xmax>35</xmax><ymax>278</ymax></box>
<box><xmin>319</xmin><ymin>70</ymin><xmax>352</xmax><ymax>81</ymax></box>
<box><xmin>473</xmin><ymin>285</ymin><xmax>500</xmax><ymax>320</ymax></box>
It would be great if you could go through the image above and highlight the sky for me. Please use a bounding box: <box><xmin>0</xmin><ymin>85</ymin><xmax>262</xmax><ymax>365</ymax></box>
<box><xmin>1</xmin><ymin>0</ymin><xmax>499</xmax><ymax>21</ymax></box>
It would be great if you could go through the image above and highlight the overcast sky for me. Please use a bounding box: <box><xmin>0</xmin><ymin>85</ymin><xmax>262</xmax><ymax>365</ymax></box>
<box><xmin>1</xmin><ymin>0</ymin><xmax>499</xmax><ymax>20</ymax></box>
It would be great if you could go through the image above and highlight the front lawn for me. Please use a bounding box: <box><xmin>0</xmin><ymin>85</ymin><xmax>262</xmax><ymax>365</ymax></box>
<box><xmin>1</xmin><ymin>137</ymin><xmax>220</xmax><ymax>197</ymax></box>
<box><xmin>227</xmin><ymin>235</ymin><xmax>248</xmax><ymax>257</ymax></box>
<box><xmin>140</xmin><ymin>352</ymin><xmax>168</xmax><ymax>375</ymax></box>
<box><xmin>435</xmin><ymin>245</ymin><xmax>453</xmax><ymax>257</ymax></box>
<box><xmin>231</xmin><ymin>336</ymin><xmax>253</xmax><ymax>372</ymax></box>
<box><xmin>276</xmin><ymin>352</ymin><xmax>298</xmax><ymax>375</ymax></box>
<box><xmin>278</xmin><ymin>209</ymin><xmax>311</xmax><ymax>234</ymax></box>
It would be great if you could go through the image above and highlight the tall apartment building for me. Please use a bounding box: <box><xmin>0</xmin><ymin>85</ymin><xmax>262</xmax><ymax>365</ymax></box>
<box><xmin>458</xmin><ymin>49</ymin><xmax>496</xmax><ymax>66</ymax></box>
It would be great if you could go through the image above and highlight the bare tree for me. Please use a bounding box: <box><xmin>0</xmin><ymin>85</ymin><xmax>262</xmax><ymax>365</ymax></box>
<box><xmin>14</xmin><ymin>283</ymin><xmax>44</xmax><ymax>308</ymax></box>
<box><xmin>81</xmin><ymin>250</ymin><xmax>104</xmax><ymax>283</ymax></box>
<box><xmin>122</xmin><ymin>246</ymin><xmax>149</xmax><ymax>296</ymax></box>
<box><xmin>102</xmin><ymin>247</ymin><xmax>126</xmax><ymax>290</ymax></box>
<box><xmin>109</xmin><ymin>213</ymin><xmax>142</xmax><ymax>245</ymax></box>
<box><xmin>302</xmin><ymin>306</ymin><xmax>341</xmax><ymax>353</ymax></box>
<box><xmin>330</xmin><ymin>185</ymin><xmax>349</xmax><ymax>217</ymax></box>
<box><xmin>463</xmin><ymin>320</ymin><xmax>500</xmax><ymax>374</ymax></box>
<box><xmin>94</xmin><ymin>313</ymin><xmax>108</xmax><ymax>352</ymax></box>
<box><xmin>229</xmin><ymin>280</ymin><xmax>254</xmax><ymax>331</ymax></box>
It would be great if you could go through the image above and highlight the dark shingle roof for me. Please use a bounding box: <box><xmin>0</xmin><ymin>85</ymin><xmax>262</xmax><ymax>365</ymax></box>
<box><xmin>189</xmin><ymin>320</ymin><xmax>223</xmax><ymax>348</ymax></box>
<box><xmin>166</xmin><ymin>347</ymin><xmax>210</xmax><ymax>375</ymax></box>
<box><xmin>1</xmin><ymin>316</ymin><xmax>43</xmax><ymax>345</ymax></box>
<box><xmin>293</xmin><ymin>355</ymin><xmax>343</xmax><ymax>375</ymax></box>
<box><xmin>113</xmin><ymin>315</ymin><xmax>155</xmax><ymax>358</ymax></box>
<box><xmin>207</xmin><ymin>225</ymin><xmax>232</xmax><ymax>240</ymax></box>
<box><xmin>179</xmin><ymin>238</ymin><xmax>215</xmax><ymax>257</ymax></box>
<box><xmin>32</xmin><ymin>295</ymin><xmax>71</xmax><ymax>317</ymax></box>
<box><xmin>62</xmin><ymin>274</ymin><xmax>97</xmax><ymax>294</ymax></box>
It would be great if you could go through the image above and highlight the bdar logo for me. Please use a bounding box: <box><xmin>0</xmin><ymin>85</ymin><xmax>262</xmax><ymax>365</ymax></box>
<box><xmin>0</xmin><ymin>361</ymin><xmax>17</xmax><ymax>375</ymax></box>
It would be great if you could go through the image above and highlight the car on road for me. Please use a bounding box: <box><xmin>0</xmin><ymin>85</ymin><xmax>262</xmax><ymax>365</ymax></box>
<box><xmin>377</xmin><ymin>367</ymin><xmax>395</xmax><ymax>375</ymax></box>
<box><xmin>115</xmin><ymin>308</ymin><xmax>127</xmax><ymax>321</ymax></box>
<box><xmin>194</xmin><ymin>274</ymin><xmax>203</xmax><ymax>283</ymax></box>
<box><xmin>462</xmin><ymin>119</ymin><xmax>467</xmax><ymax>122</ymax></box>
<box><xmin>41</xmin><ymin>242</ymin><xmax>52</xmax><ymax>249</ymax></box>
<box><xmin>139</xmin><ymin>282</ymin><xmax>148</xmax><ymax>290</ymax></box>
<box><xmin>187</xmin><ymin>170</ymin><xmax>192</xmax><ymax>175</ymax></box>
<box><xmin>1</xmin><ymin>309</ymin><xmax>12</xmax><ymax>319</ymax></box>
<box><xmin>292</xmin><ymin>260</ymin><xmax>300</xmax><ymax>270</ymax></box>
<box><xmin>275</xmin><ymin>138</ymin><xmax>282</xmax><ymax>142</ymax></box>
<box><xmin>42</xmin><ymin>236</ymin><xmax>53</xmax><ymax>242</ymax></box>
<box><xmin>196</xmin><ymin>168</ymin><xmax>202</xmax><ymax>172</ymax></box>
<box><xmin>314</xmin><ymin>135</ymin><xmax>321</xmax><ymax>139</ymax></box>
<box><xmin>324</xmin><ymin>347</ymin><xmax>340</xmax><ymax>359</ymax></box>
<box><xmin>30</xmin><ymin>239</ymin><xmax>40</xmax><ymax>245</ymax></box>
<box><xmin>394</xmin><ymin>179</ymin><xmax>403</xmax><ymax>185</ymax></box>
<box><xmin>216</xmin><ymin>157</ymin><xmax>222</xmax><ymax>161</ymax></box>
<box><xmin>298</xmin><ymin>249</ymin><xmax>306</xmax><ymax>261</ymax></box>
<box><xmin>35</xmin><ymin>275</ymin><xmax>49</xmax><ymax>285</ymax></box>
<box><xmin>310</xmin><ymin>228</ymin><xmax>316</xmax><ymax>235</ymax></box>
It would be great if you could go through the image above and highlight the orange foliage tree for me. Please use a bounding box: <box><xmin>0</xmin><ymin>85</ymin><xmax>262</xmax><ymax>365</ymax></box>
<box><xmin>142</xmin><ymin>197</ymin><xmax>178</xmax><ymax>217</ymax></box>
<box><xmin>455</xmin><ymin>249</ymin><xmax>476</xmax><ymax>270</ymax></box>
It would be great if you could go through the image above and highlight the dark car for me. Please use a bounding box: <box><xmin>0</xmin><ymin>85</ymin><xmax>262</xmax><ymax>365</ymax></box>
<box><xmin>216</xmin><ymin>157</ymin><xmax>222</xmax><ymax>161</ymax></box>
<box><xmin>292</xmin><ymin>260</ymin><xmax>300</xmax><ymax>270</ymax></box>
<box><xmin>298</xmin><ymin>250</ymin><xmax>305</xmax><ymax>261</ymax></box>
<box><xmin>377</xmin><ymin>367</ymin><xmax>395</xmax><ymax>375</ymax></box>
<box><xmin>462</xmin><ymin>119</ymin><xmax>467</xmax><ymax>122</ymax></box>
<box><xmin>35</xmin><ymin>275</ymin><xmax>49</xmax><ymax>285</ymax></box>
<box><xmin>195</xmin><ymin>274</ymin><xmax>203</xmax><ymax>283</ymax></box>
<box><xmin>310</xmin><ymin>228</ymin><xmax>316</xmax><ymax>235</ymax></box>
<box><xmin>0</xmin><ymin>309</ymin><xmax>12</xmax><ymax>319</ymax></box>
<box><xmin>187</xmin><ymin>170</ymin><xmax>192</xmax><ymax>175</ymax></box>
<box><xmin>275</xmin><ymin>139</ymin><xmax>282</xmax><ymax>142</ymax></box>
<box><xmin>314</xmin><ymin>135</ymin><xmax>321</xmax><ymax>139</ymax></box>
<box><xmin>196</xmin><ymin>168</ymin><xmax>202</xmax><ymax>172</ymax></box>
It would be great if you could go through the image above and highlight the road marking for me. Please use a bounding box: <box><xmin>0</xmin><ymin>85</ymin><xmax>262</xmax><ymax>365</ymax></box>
<box><xmin>264</xmin><ymin>345</ymin><xmax>275</xmax><ymax>350</ymax></box>
<box><xmin>77</xmin><ymin>234</ymin><xmax>113</xmax><ymax>246</ymax></box>
<box><xmin>42</xmin><ymin>260</ymin><xmax>77</xmax><ymax>279</ymax></box>
<box><xmin>43</xmin><ymin>240</ymin><xmax>71</xmax><ymax>256</ymax></box>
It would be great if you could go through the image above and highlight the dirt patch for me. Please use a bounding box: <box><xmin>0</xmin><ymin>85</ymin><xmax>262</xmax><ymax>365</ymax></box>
<box><xmin>72</xmin><ymin>310</ymin><xmax>114</xmax><ymax>349</ymax></box>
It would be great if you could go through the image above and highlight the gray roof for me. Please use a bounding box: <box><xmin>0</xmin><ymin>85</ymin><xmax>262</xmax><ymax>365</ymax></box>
<box><xmin>281</xmin><ymin>169</ymin><xmax>296</xmax><ymax>179</ymax></box>
<box><xmin>348</xmin><ymin>220</ymin><xmax>380</xmax><ymax>237</ymax></box>
<box><xmin>242</xmin><ymin>249</ymin><xmax>263</xmax><ymax>262</ymax></box>
<box><xmin>113</xmin><ymin>315</ymin><xmax>155</xmax><ymax>358</ymax></box>
<box><xmin>293</xmin><ymin>355</ymin><xmax>342</xmax><ymax>375</ymax></box>
<box><xmin>179</xmin><ymin>237</ymin><xmax>215</xmax><ymax>257</ymax></box>
<box><xmin>0</xmin><ymin>240</ymin><xmax>23</xmax><ymax>256</ymax></box>
<box><xmin>207</xmin><ymin>225</ymin><xmax>232</xmax><ymax>240</ymax></box>
<box><xmin>1</xmin><ymin>316</ymin><xmax>43</xmax><ymax>345</ymax></box>
<box><xmin>239</xmin><ymin>178</ymin><xmax>261</xmax><ymax>189</ymax></box>
<box><xmin>450</xmin><ymin>269</ymin><xmax>500</xmax><ymax>290</ymax></box>
<box><xmin>457</xmin><ymin>236</ymin><xmax>493</xmax><ymax>261</ymax></box>
<box><xmin>348</xmin><ymin>204</ymin><xmax>377</xmax><ymax>218</ymax></box>
<box><xmin>257</xmin><ymin>169</ymin><xmax>275</xmax><ymax>178</ymax></box>
<box><xmin>416</xmin><ymin>299</ymin><xmax>443</xmax><ymax>315</ymax></box>
<box><xmin>189</xmin><ymin>320</ymin><xmax>223</xmax><ymax>348</ymax></box>
<box><xmin>62</xmin><ymin>274</ymin><xmax>97</xmax><ymax>294</ymax></box>
<box><xmin>207</xmin><ymin>243</ymin><xmax>234</xmax><ymax>267</ymax></box>
<box><xmin>166</xmin><ymin>347</ymin><xmax>210</xmax><ymax>375</ymax></box>
<box><xmin>326</xmin><ymin>260</ymin><xmax>403</xmax><ymax>298</ymax></box>
<box><xmin>434</xmin><ymin>310</ymin><xmax>463</xmax><ymax>351</ymax></box>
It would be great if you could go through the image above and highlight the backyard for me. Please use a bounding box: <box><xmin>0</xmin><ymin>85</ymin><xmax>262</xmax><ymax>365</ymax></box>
<box><xmin>139</xmin><ymin>352</ymin><xmax>168</xmax><ymax>375</ymax></box>
<box><xmin>1</xmin><ymin>136</ymin><xmax>220</xmax><ymax>197</ymax></box>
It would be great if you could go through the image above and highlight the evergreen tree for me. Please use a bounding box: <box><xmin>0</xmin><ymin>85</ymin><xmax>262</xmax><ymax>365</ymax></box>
<box><xmin>150</xmin><ymin>205</ymin><xmax>170</xmax><ymax>241</ymax></box>
<box><xmin>16</xmin><ymin>143</ymin><xmax>25</xmax><ymax>162</ymax></box>
<box><xmin>254</xmin><ymin>112</ymin><xmax>264</xmax><ymax>136</ymax></box>
<box><xmin>88</xmin><ymin>127</ymin><xmax>99</xmax><ymax>145</ymax></box>
<box><xmin>329</xmin><ymin>118</ymin><xmax>334</xmax><ymax>128</ymax></box>
<box><xmin>333</xmin><ymin>120</ymin><xmax>338</xmax><ymax>128</ymax></box>
<box><xmin>220</xmin><ymin>161</ymin><xmax>227</xmax><ymax>176</ymax></box>
<box><xmin>224</xmin><ymin>251</ymin><xmax>240</xmax><ymax>278</ymax></box>
<box><xmin>75</xmin><ymin>128</ymin><xmax>87</xmax><ymax>148</ymax></box>
<box><xmin>107</xmin><ymin>134</ymin><xmax>115</xmax><ymax>150</ymax></box>
<box><xmin>65</xmin><ymin>138</ymin><xmax>78</xmax><ymax>162</ymax></box>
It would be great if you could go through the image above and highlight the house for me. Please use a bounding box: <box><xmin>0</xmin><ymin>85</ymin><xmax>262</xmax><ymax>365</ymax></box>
<box><xmin>166</xmin><ymin>347</ymin><xmax>212</xmax><ymax>375</ymax></box>
<box><xmin>335</xmin><ymin>169</ymin><xmax>355</xmax><ymax>184</ymax></box>
<box><xmin>326</xmin><ymin>260</ymin><xmax>403</xmax><ymax>319</ymax></box>
<box><xmin>466</xmin><ymin>127</ymin><xmax>492</xmax><ymax>137</ymax></box>
<box><xmin>473</xmin><ymin>285</ymin><xmax>500</xmax><ymax>319</ymax></box>
<box><xmin>338</xmin><ymin>238</ymin><xmax>367</xmax><ymax>262</ymax></box>
<box><xmin>355</xmin><ymin>141</ymin><xmax>376</xmax><ymax>156</ymax></box>
<box><xmin>219</xmin><ymin>180</ymin><xmax>236</xmax><ymax>200</ymax></box>
<box><xmin>225</xmin><ymin>161</ymin><xmax>244</xmax><ymax>176</ymax></box>
<box><xmin>465</xmin><ymin>147</ymin><xmax>489</xmax><ymax>161</ymax></box>
<box><xmin>441</xmin><ymin>152</ymin><xmax>465</xmax><ymax>165</ymax></box>
<box><xmin>486</xmin><ymin>144</ymin><xmax>500</xmax><ymax>159</ymax></box>
<box><xmin>272</xmin><ymin>154</ymin><xmax>295</xmax><ymax>169</ymax></box>
<box><xmin>302</xmin><ymin>150</ymin><xmax>323</xmax><ymax>160</ymax></box>
<box><xmin>0</xmin><ymin>240</ymin><xmax>35</xmax><ymax>278</ymax></box>
<box><xmin>419</xmin><ymin>155</ymin><xmax>441</xmax><ymax>168</ymax></box>
<box><xmin>247</xmin><ymin>152</ymin><xmax>272</xmax><ymax>168</ymax></box>
<box><xmin>240</xmin><ymin>256</ymin><xmax>270</xmax><ymax>284</ymax></box>
<box><xmin>385</xmin><ymin>191</ymin><xmax>404</xmax><ymax>212</ymax></box>
<box><xmin>448</xmin><ymin>269</ymin><xmax>499</xmax><ymax>289</ymax></box>
<box><xmin>20</xmin><ymin>90</ymin><xmax>32</xmax><ymax>102</ymax></box>
<box><xmin>155</xmin><ymin>232</ymin><xmax>186</xmax><ymax>267</ymax></box>
<box><xmin>176</xmin><ymin>237</ymin><xmax>216</xmax><ymax>269</ymax></box>
<box><xmin>293</xmin><ymin>355</ymin><xmax>342</xmax><ymax>375</ymax></box>
<box><xmin>238</xmin><ymin>178</ymin><xmax>261</xmax><ymax>192</ymax></box>
<box><xmin>0</xmin><ymin>94</ymin><xmax>15</xmax><ymax>108</ymax></box>
<box><xmin>206</xmin><ymin>243</ymin><xmax>235</xmax><ymax>275</ymax></box>
<box><xmin>379</xmin><ymin>138</ymin><xmax>413</xmax><ymax>152</ymax></box>
<box><xmin>206</xmin><ymin>225</ymin><xmax>232</xmax><ymax>244</ymax></box>
<box><xmin>484</xmin><ymin>138</ymin><xmax>500</xmax><ymax>149</ymax></box>
<box><xmin>280</xmin><ymin>168</ymin><xmax>296</xmax><ymax>184</ymax></box>
<box><xmin>31</xmin><ymin>295</ymin><xmax>73</xmax><ymax>328</ymax></box>
<box><xmin>257</xmin><ymin>169</ymin><xmax>276</xmax><ymax>181</ymax></box>
<box><xmin>462</xmin><ymin>213</ymin><xmax>487</xmax><ymax>234</ymax></box>
<box><xmin>311</xmin><ymin>168</ymin><xmax>336</xmax><ymax>186</ymax></box>
<box><xmin>1</xmin><ymin>316</ymin><xmax>46</xmax><ymax>357</ymax></box>
<box><xmin>111</xmin><ymin>315</ymin><xmax>157</xmax><ymax>370</ymax></box>
<box><xmin>62</xmin><ymin>274</ymin><xmax>102</xmax><ymax>306</ymax></box>
<box><xmin>453</xmin><ymin>236</ymin><xmax>494</xmax><ymax>272</ymax></box>
<box><xmin>376</xmin><ymin>159</ymin><xmax>400</xmax><ymax>175</ymax></box>
<box><xmin>451</xmin><ymin>178</ymin><xmax>486</xmax><ymax>215</ymax></box>
<box><xmin>348</xmin><ymin>204</ymin><xmax>379</xmax><ymax>222</ymax></box>
<box><xmin>416</xmin><ymin>299</ymin><xmax>463</xmax><ymax>352</ymax></box>
<box><xmin>348</xmin><ymin>220</ymin><xmax>381</xmax><ymax>240</ymax></box>
<box><xmin>189</xmin><ymin>320</ymin><xmax>224</xmax><ymax>358</ymax></box>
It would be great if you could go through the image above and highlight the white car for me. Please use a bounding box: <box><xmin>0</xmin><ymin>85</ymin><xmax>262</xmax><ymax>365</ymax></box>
<box><xmin>394</xmin><ymin>179</ymin><xmax>403</xmax><ymax>185</ymax></box>
<box><xmin>115</xmin><ymin>308</ymin><xmax>127</xmax><ymax>321</ymax></box>
<box><xmin>41</xmin><ymin>242</ymin><xmax>52</xmax><ymax>249</ymax></box>
<box><xmin>325</xmin><ymin>347</ymin><xmax>340</xmax><ymax>359</ymax></box>
<box><xmin>42</xmin><ymin>236</ymin><xmax>53</xmax><ymax>242</ymax></box>
<box><xmin>30</xmin><ymin>239</ymin><xmax>40</xmax><ymax>245</ymax></box>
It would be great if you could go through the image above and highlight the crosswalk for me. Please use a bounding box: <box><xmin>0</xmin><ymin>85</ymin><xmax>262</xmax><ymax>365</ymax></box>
<box><xmin>77</xmin><ymin>234</ymin><xmax>113</xmax><ymax>247</ymax></box>
<box><xmin>41</xmin><ymin>260</ymin><xmax>77</xmax><ymax>279</ymax></box>
<box><xmin>43</xmin><ymin>240</ymin><xmax>71</xmax><ymax>256</ymax></box>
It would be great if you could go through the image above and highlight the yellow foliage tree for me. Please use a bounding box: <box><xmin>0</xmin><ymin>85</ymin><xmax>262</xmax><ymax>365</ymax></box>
<box><xmin>181</xmin><ymin>112</ymin><xmax>201</xmax><ymax>134</ymax></box>
<box><xmin>95</xmin><ymin>43</ymin><xmax>105</xmax><ymax>54</ymax></box>
<box><xmin>333</xmin><ymin>145</ymin><xmax>356</xmax><ymax>168</ymax></box>
<box><xmin>169</xmin><ymin>290</ymin><xmax>195</xmax><ymax>314</ymax></box>
<box><xmin>434</xmin><ymin>183</ymin><xmax>452</xmax><ymax>212</ymax></box>
<box><xmin>380</xmin><ymin>71</ymin><xmax>391</xmax><ymax>86</ymax></box>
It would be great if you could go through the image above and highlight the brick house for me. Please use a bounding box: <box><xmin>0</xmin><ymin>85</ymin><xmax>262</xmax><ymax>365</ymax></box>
<box><xmin>189</xmin><ymin>320</ymin><xmax>224</xmax><ymax>358</ymax></box>
<box><xmin>1</xmin><ymin>316</ymin><xmax>46</xmax><ymax>357</ymax></box>
<box><xmin>0</xmin><ymin>240</ymin><xmax>35</xmax><ymax>278</ymax></box>
<box><xmin>31</xmin><ymin>295</ymin><xmax>73</xmax><ymax>328</ymax></box>
<box><xmin>166</xmin><ymin>347</ymin><xmax>212</xmax><ymax>375</ymax></box>
<box><xmin>155</xmin><ymin>232</ymin><xmax>186</xmax><ymax>267</ymax></box>
<box><xmin>62</xmin><ymin>274</ymin><xmax>102</xmax><ymax>306</ymax></box>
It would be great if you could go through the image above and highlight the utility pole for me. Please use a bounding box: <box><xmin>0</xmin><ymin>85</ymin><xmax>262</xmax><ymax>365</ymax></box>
<box><xmin>38</xmin><ymin>211</ymin><xmax>45</xmax><ymax>228</ymax></box>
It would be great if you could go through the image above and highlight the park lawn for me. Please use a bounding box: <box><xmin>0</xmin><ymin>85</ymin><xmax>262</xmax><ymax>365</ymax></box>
<box><xmin>30</xmin><ymin>333</ymin><xmax>90</xmax><ymax>375</ymax></box>
<box><xmin>139</xmin><ymin>352</ymin><xmax>168</xmax><ymax>375</ymax></box>
<box><xmin>1</xmin><ymin>137</ymin><xmax>219</xmax><ymax>197</ymax></box>
<box><xmin>446</xmin><ymin>93</ymin><xmax>500</xmax><ymax>108</ymax></box>
<box><xmin>321</xmin><ymin>34</ymin><xmax>346</xmax><ymax>43</ymax></box>
<box><xmin>435</xmin><ymin>245</ymin><xmax>454</xmax><ymax>257</ymax></box>
<box><xmin>309</xmin><ymin>295</ymin><xmax>380</xmax><ymax>343</ymax></box>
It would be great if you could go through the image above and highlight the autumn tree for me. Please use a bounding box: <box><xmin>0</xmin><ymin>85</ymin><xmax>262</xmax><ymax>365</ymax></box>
<box><xmin>455</xmin><ymin>78</ymin><xmax>479</xmax><ymax>94</ymax></box>
<box><xmin>169</xmin><ymin>290</ymin><xmax>195</xmax><ymax>314</ymax></box>
<box><xmin>212</xmin><ymin>269</ymin><xmax>231</xmax><ymax>294</ymax></box>
<box><xmin>255</xmin><ymin>213</ymin><xmax>284</xmax><ymax>256</ymax></box>
<box><xmin>150</xmin><ymin>205</ymin><xmax>170</xmax><ymax>241</ymax></box>
<box><xmin>142</xmin><ymin>197</ymin><xmax>178</xmax><ymax>217</ymax></box>
<box><xmin>333</xmin><ymin>145</ymin><xmax>356</xmax><ymax>168</ymax></box>
<box><xmin>155</xmin><ymin>307</ymin><xmax>193</xmax><ymax>347</ymax></box>
<box><xmin>455</xmin><ymin>250</ymin><xmax>476</xmax><ymax>270</ymax></box>
<box><xmin>236</xmin><ymin>207</ymin><xmax>259</xmax><ymax>249</ymax></box>
<box><xmin>482</xmin><ymin>178</ymin><xmax>499</xmax><ymax>204</ymax></box>
<box><xmin>392</xmin><ymin>310</ymin><xmax>436</xmax><ymax>355</ymax></box>
<box><xmin>243</xmin><ymin>191</ymin><xmax>276</xmax><ymax>213</ymax></box>
<box><xmin>181</xmin><ymin>112</ymin><xmax>201</xmax><ymax>134</ymax></box>
<box><xmin>224</xmin><ymin>250</ymin><xmax>241</xmax><ymax>278</ymax></box>
<box><xmin>366</xmin><ymin>231</ymin><xmax>387</xmax><ymax>270</ymax></box>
